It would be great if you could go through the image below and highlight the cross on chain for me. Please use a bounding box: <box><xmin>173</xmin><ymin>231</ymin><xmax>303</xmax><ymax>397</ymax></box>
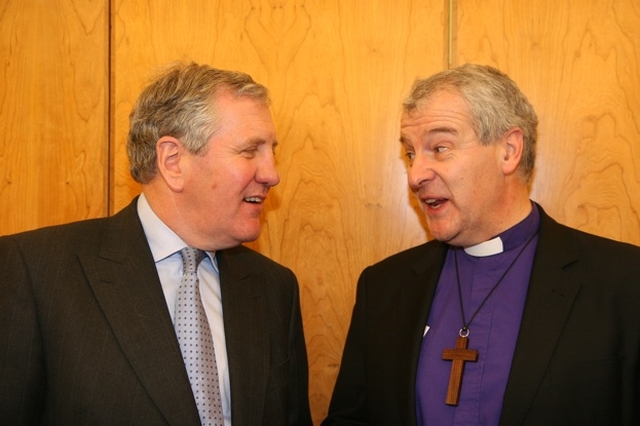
<box><xmin>441</xmin><ymin>335</ymin><xmax>478</xmax><ymax>406</ymax></box>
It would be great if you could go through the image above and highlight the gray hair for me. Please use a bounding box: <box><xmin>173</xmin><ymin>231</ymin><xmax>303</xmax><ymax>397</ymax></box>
<box><xmin>403</xmin><ymin>64</ymin><xmax>538</xmax><ymax>181</ymax></box>
<box><xmin>127</xmin><ymin>61</ymin><xmax>270</xmax><ymax>184</ymax></box>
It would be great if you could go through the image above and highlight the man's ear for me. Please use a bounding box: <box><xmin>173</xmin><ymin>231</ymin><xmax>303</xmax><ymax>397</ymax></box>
<box><xmin>156</xmin><ymin>136</ymin><xmax>185</xmax><ymax>192</ymax></box>
<box><xmin>501</xmin><ymin>128</ymin><xmax>524</xmax><ymax>176</ymax></box>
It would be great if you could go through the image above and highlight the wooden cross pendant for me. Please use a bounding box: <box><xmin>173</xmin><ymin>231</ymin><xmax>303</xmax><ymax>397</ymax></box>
<box><xmin>442</xmin><ymin>335</ymin><xmax>478</xmax><ymax>405</ymax></box>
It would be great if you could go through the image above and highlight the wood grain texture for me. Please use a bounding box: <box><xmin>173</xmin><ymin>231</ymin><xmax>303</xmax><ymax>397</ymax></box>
<box><xmin>5</xmin><ymin>0</ymin><xmax>636</xmax><ymax>422</ymax></box>
<box><xmin>454</xmin><ymin>0</ymin><xmax>640</xmax><ymax>245</ymax></box>
<box><xmin>0</xmin><ymin>0</ymin><xmax>108</xmax><ymax>235</ymax></box>
<box><xmin>112</xmin><ymin>0</ymin><xmax>444</xmax><ymax>421</ymax></box>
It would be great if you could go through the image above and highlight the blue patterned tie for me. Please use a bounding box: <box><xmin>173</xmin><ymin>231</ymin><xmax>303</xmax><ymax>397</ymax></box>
<box><xmin>175</xmin><ymin>247</ymin><xmax>224</xmax><ymax>425</ymax></box>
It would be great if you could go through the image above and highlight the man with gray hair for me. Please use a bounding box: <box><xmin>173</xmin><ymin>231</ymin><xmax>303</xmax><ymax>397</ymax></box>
<box><xmin>1</xmin><ymin>62</ymin><xmax>312</xmax><ymax>426</ymax></box>
<box><xmin>323</xmin><ymin>64</ymin><xmax>640</xmax><ymax>425</ymax></box>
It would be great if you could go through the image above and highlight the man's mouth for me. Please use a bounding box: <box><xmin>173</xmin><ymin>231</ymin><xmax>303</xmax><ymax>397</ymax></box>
<box><xmin>424</xmin><ymin>198</ymin><xmax>447</xmax><ymax>208</ymax></box>
<box><xmin>244</xmin><ymin>196</ymin><xmax>263</xmax><ymax>204</ymax></box>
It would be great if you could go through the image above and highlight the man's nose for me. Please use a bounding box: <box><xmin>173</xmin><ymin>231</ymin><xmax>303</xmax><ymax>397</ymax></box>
<box><xmin>408</xmin><ymin>154</ymin><xmax>436</xmax><ymax>190</ymax></box>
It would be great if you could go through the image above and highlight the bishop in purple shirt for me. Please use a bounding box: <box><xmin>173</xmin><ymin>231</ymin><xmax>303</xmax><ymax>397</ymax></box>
<box><xmin>416</xmin><ymin>204</ymin><xmax>539</xmax><ymax>425</ymax></box>
<box><xmin>322</xmin><ymin>64</ymin><xmax>640</xmax><ymax>426</ymax></box>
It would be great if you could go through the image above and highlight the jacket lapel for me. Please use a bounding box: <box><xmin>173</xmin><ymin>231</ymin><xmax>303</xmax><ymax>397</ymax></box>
<box><xmin>217</xmin><ymin>247</ymin><xmax>268</xmax><ymax>425</ymax></box>
<box><xmin>78</xmin><ymin>200</ymin><xmax>200</xmax><ymax>425</ymax></box>
<box><xmin>500</xmin><ymin>210</ymin><xmax>582</xmax><ymax>425</ymax></box>
<box><xmin>399</xmin><ymin>241</ymin><xmax>449</xmax><ymax>425</ymax></box>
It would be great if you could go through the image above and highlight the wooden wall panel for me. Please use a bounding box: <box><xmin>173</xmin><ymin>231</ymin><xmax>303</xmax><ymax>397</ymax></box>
<box><xmin>3</xmin><ymin>0</ymin><xmax>639</xmax><ymax>423</ymax></box>
<box><xmin>455</xmin><ymin>0</ymin><xmax>640</xmax><ymax>245</ymax></box>
<box><xmin>112</xmin><ymin>0</ymin><xmax>445</xmax><ymax>421</ymax></box>
<box><xmin>0</xmin><ymin>0</ymin><xmax>108</xmax><ymax>235</ymax></box>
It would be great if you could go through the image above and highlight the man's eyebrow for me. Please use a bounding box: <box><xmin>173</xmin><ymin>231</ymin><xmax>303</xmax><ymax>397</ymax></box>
<box><xmin>244</xmin><ymin>137</ymin><xmax>278</xmax><ymax>147</ymax></box>
<box><xmin>427</xmin><ymin>126</ymin><xmax>459</xmax><ymax>136</ymax></box>
<box><xmin>399</xmin><ymin>126</ymin><xmax>459</xmax><ymax>145</ymax></box>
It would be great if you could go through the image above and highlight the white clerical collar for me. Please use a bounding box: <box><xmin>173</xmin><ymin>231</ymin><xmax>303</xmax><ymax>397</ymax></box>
<box><xmin>464</xmin><ymin>236</ymin><xmax>504</xmax><ymax>257</ymax></box>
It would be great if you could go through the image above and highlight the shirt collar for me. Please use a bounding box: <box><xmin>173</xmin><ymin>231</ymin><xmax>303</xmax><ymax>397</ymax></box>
<box><xmin>463</xmin><ymin>202</ymin><xmax>540</xmax><ymax>258</ymax></box>
<box><xmin>137</xmin><ymin>194</ymin><xmax>218</xmax><ymax>271</ymax></box>
<box><xmin>137</xmin><ymin>193</ymin><xmax>188</xmax><ymax>263</ymax></box>
<box><xmin>464</xmin><ymin>236</ymin><xmax>504</xmax><ymax>257</ymax></box>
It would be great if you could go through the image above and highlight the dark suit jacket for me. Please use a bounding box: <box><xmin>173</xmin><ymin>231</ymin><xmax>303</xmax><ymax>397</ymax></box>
<box><xmin>323</xmin><ymin>207</ymin><xmax>640</xmax><ymax>425</ymax></box>
<box><xmin>0</xmin><ymin>198</ymin><xmax>312</xmax><ymax>426</ymax></box>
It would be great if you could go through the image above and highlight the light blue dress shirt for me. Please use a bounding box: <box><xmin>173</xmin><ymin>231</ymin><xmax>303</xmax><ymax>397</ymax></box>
<box><xmin>137</xmin><ymin>194</ymin><xmax>232</xmax><ymax>425</ymax></box>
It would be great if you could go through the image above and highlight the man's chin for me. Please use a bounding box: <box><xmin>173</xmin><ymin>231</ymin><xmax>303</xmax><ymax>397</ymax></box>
<box><xmin>237</xmin><ymin>225</ymin><xmax>262</xmax><ymax>244</ymax></box>
<box><xmin>425</xmin><ymin>217</ymin><xmax>449</xmax><ymax>239</ymax></box>
<box><xmin>426</xmin><ymin>224</ymin><xmax>460</xmax><ymax>246</ymax></box>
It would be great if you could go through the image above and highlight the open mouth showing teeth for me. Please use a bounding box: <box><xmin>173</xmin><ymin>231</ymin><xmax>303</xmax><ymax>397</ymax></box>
<box><xmin>244</xmin><ymin>197</ymin><xmax>262</xmax><ymax>204</ymax></box>
<box><xmin>425</xmin><ymin>198</ymin><xmax>447</xmax><ymax>208</ymax></box>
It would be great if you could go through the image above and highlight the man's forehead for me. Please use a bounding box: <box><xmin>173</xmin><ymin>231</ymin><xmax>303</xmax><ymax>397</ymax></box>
<box><xmin>404</xmin><ymin>90</ymin><xmax>470</xmax><ymax>119</ymax></box>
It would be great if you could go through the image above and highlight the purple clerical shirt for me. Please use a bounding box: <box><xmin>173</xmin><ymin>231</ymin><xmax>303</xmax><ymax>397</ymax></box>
<box><xmin>416</xmin><ymin>204</ymin><xmax>540</xmax><ymax>426</ymax></box>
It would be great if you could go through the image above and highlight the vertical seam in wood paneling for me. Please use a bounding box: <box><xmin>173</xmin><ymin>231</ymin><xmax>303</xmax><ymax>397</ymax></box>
<box><xmin>447</xmin><ymin>0</ymin><xmax>455</xmax><ymax>69</ymax></box>
<box><xmin>448</xmin><ymin>0</ymin><xmax>452</xmax><ymax>68</ymax></box>
<box><xmin>107</xmin><ymin>0</ymin><xmax>114</xmax><ymax>216</ymax></box>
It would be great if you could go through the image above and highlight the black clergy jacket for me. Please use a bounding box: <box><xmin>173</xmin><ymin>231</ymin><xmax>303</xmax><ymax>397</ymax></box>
<box><xmin>323</xmin><ymin>206</ymin><xmax>640</xmax><ymax>426</ymax></box>
<box><xmin>0</xmin><ymin>198</ymin><xmax>312</xmax><ymax>426</ymax></box>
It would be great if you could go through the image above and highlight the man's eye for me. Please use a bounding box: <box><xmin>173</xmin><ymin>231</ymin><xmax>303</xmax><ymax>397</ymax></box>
<box><xmin>241</xmin><ymin>150</ymin><xmax>257</xmax><ymax>158</ymax></box>
<box><xmin>404</xmin><ymin>151</ymin><xmax>415</xmax><ymax>161</ymax></box>
<box><xmin>434</xmin><ymin>146</ymin><xmax>448</xmax><ymax>153</ymax></box>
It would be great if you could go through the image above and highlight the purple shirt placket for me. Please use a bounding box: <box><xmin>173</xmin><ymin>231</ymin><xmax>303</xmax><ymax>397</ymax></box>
<box><xmin>416</xmin><ymin>204</ymin><xmax>540</xmax><ymax>426</ymax></box>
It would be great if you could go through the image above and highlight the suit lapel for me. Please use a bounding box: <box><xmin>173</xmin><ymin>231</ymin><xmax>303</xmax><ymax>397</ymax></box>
<box><xmin>398</xmin><ymin>241</ymin><xmax>449</xmax><ymax>425</ymax></box>
<box><xmin>500</xmin><ymin>210</ymin><xmax>582</xmax><ymax>425</ymax></box>
<box><xmin>217</xmin><ymin>247</ymin><xmax>267</xmax><ymax>425</ymax></box>
<box><xmin>78</xmin><ymin>200</ymin><xmax>200</xmax><ymax>425</ymax></box>
<box><xmin>396</xmin><ymin>240</ymin><xmax>448</xmax><ymax>361</ymax></box>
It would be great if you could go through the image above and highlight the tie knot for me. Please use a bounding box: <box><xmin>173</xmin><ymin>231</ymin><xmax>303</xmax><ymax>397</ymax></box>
<box><xmin>180</xmin><ymin>246</ymin><xmax>206</xmax><ymax>274</ymax></box>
